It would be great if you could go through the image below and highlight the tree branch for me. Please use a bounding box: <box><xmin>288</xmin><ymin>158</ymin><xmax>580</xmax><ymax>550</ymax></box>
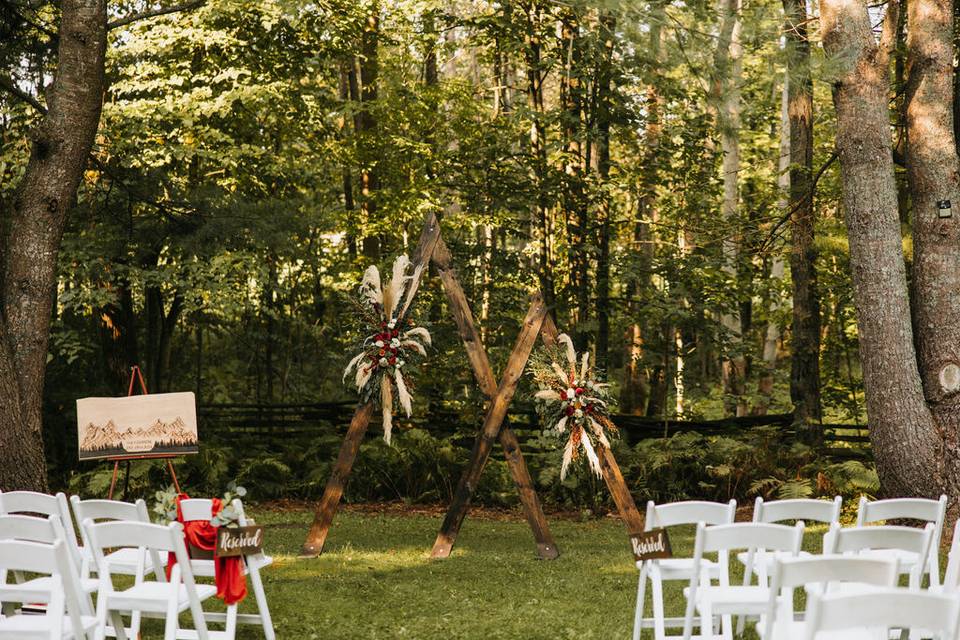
<box><xmin>759</xmin><ymin>150</ymin><xmax>839</xmax><ymax>252</ymax></box>
<box><xmin>876</xmin><ymin>0</ymin><xmax>900</xmax><ymax>68</ymax></box>
<box><xmin>108</xmin><ymin>0</ymin><xmax>205</xmax><ymax>30</ymax></box>
<box><xmin>0</xmin><ymin>76</ymin><xmax>46</xmax><ymax>114</ymax></box>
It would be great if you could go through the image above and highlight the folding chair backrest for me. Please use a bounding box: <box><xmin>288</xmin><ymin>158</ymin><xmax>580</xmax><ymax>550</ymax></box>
<box><xmin>85</xmin><ymin>519</ymin><xmax>179</xmax><ymax>554</ymax></box>
<box><xmin>645</xmin><ymin>499</ymin><xmax>736</xmax><ymax>530</ymax></box>
<box><xmin>0</xmin><ymin>491</ymin><xmax>83</xmax><ymax>568</ymax></box>
<box><xmin>754</xmin><ymin>496</ymin><xmax>842</xmax><ymax>524</ymax></box>
<box><xmin>70</xmin><ymin>497</ymin><xmax>151</xmax><ymax>559</ymax></box>
<box><xmin>856</xmin><ymin>495</ymin><xmax>947</xmax><ymax>527</ymax></box>
<box><xmin>0</xmin><ymin>514</ymin><xmax>65</xmax><ymax>545</ymax></box>
<box><xmin>0</xmin><ymin>490</ymin><xmax>63</xmax><ymax>517</ymax></box>
<box><xmin>0</xmin><ymin>539</ymin><xmax>90</xmax><ymax>632</ymax></box>
<box><xmin>698</xmin><ymin>521</ymin><xmax>805</xmax><ymax>555</ymax></box>
<box><xmin>803</xmin><ymin>589</ymin><xmax>960</xmax><ymax>640</ymax></box>
<box><xmin>70</xmin><ymin>497</ymin><xmax>147</xmax><ymax>524</ymax></box>
<box><xmin>178</xmin><ymin>498</ymin><xmax>214</xmax><ymax>523</ymax></box>
<box><xmin>824</xmin><ymin>522</ymin><xmax>934</xmax><ymax>588</ymax></box>
<box><xmin>762</xmin><ymin>555</ymin><xmax>899</xmax><ymax>640</ymax></box>
<box><xmin>824</xmin><ymin>523</ymin><xmax>933</xmax><ymax>557</ymax></box>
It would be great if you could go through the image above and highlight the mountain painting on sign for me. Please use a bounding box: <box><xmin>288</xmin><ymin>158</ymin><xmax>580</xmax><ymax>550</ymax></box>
<box><xmin>76</xmin><ymin>392</ymin><xmax>199</xmax><ymax>461</ymax></box>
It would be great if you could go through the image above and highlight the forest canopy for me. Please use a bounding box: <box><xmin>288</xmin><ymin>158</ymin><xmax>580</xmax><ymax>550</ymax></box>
<box><xmin>1</xmin><ymin>0</ymin><xmax>954</xmax><ymax>501</ymax></box>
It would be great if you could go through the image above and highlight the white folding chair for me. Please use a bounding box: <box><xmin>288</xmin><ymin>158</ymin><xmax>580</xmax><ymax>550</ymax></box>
<box><xmin>177</xmin><ymin>498</ymin><xmax>275</xmax><ymax>640</ymax></box>
<box><xmin>856</xmin><ymin>495</ymin><xmax>947</xmax><ymax>587</ymax></box>
<box><xmin>0</xmin><ymin>539</ymin><xmax>96</xmax><ymax>639</ymax></box>
<box><xmin>633</xmin><ymin>500</ymin><xmax>737</xmax><ymax>640</ymax></box>
<box><xmin>70</xmin><ymin>497</ymin><xmax>166</xmax><ymax>578</ymax></box>
<box><xmin>759</xmin><ymin>555</ymin><xmax>899</xmax><ymax>639</ymax></box>
<box><xmin>84</xmin><ymin>519</ymin><xmax>212</xmax><ymax>640</ymax></box>
<box><xmin>0</xmin><ymin>515</ymin><xmax>97</xmax><ymax>614</ymax></box>
<box><xmin>71</xmin><ymin>498</ymin><xmax>168</xmax><ymax>639</ymax></box>
<box><xmin>803</xmin><ymin>589</ymin><xmax>960</xmax><ymax>640</ymax></box>
<box><xmin>734</xmin><ymin>497</ymin><xmax>843</xmax><ymax>634</ymax></box>
<box><xmin>822</xmin><ymin>522</ymin><xmax>935</xmax><ymax>590</ymax></box>
<box><xmin>682</xmin><ymin>521</ymin><xmax>804</xmax><ymax>640</ymax></box>
<box><xmin>0</xmin><ymin>491</ymin><xmax>85</xmax><ymax>577</ymax></box>
<box><xmin>740</xmin><ymin>497</ymin><xmax>842</xmax><ymax>584</ymax></box>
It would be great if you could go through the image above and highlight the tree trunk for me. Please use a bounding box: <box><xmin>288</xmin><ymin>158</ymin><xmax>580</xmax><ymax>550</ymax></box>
<box><xmin>820</xmin><ymin>0</ymin><xmax>938</xmax><ymax>498</ymax></box>
<box><xmin>359</xmin><ymin>5</ymin><xmax>381</xmax><ymax>260</ymax></box>
<box><xmin>757</xmin><ymin>73</ymin><xmax>790</xmax><ymax>415</ymax></box>
<box><xmin>714</xmin><ymin>0</ymin><xmax>747</xmax><ymax>417</ymax></box>
<box><xmin>595</xmin><ymin>12</ymin><xmax>616</xmax><ymax>373</ymax></box>
<box><xmin>0</xmin><ymin>0</ymin><xmax>107</xmax><ymax>492</ymax></box>
<box><xmin>905</xmin><ymin>0</ymin><xmax>960</xmax><ymax>492</ymax></box>
<box><xmin>783</xmin><ymin>0</ymin><xmax>822</xmax><ymax>431</ymax></box>
<box><xmin>523</xmin><ymin>1</ymin><xmax>555</xmax><ymax>307</ymax></box>
<box><xmin>620</xmin><ymin>6</ymin><xmax>663</xmax><ymax>414</ymax></box>
<box><xmin>559</xmin><ymin>8</ymin><xmax>588</xmax><ymax>345</ymax></box>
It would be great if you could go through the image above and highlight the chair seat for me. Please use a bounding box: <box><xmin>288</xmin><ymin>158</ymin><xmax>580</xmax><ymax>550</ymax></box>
<box><xmin>759</xmin><ymin>619</ymin><xmax>883</xmax><ymax>640</ymax></box>
<box><xmin>804</xmin><ymin>581</ymin><xmax>885</xmax><ymax>598</ymax></box>
<box><xmin>0</xmin><ymin>612</ymin><xmax>98</xmax><ymax>638</ymax></box>
<box><xmin>83</xmin><ymin>546</ymin><xmax>168</xmax><ymax>575</ymax></box>
<box><xmin>641</xmin><ymin>557</ymin><xmax>722</xmax><ymax>581</ymax></box>
<box><xmin>14</xmin><ymin>575</ymin><xmax>98</xmax><ymax>596</ymax></box>
<box><xmin>107</xmin><ymin>581</ymin><xmax>217</xmax><ymax>614</ymax></box>
<box><xmin>190</xmin><ymin>553</ymin><xmax>274</xmax><ymax>577</ymax></box>
<box><xmin>685</xmin><ymin>585</ymin><xmax>770</xmax><ymax>615</ymax></box>
<box><xmin>736</xmin><ymin>549</ymin><xmax>813</xmax><ymax>575</ymax></box>
<box><xmin>856</xmin><ymin>549</ymin><xmax>920</xmax><ymax>574</ymax></box>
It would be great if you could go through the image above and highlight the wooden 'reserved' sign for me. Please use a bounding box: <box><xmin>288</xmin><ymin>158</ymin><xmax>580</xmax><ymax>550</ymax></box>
<box><xmin>216</xmin><ymin>525</ymin><xmax>264</xmax><ymax>558</ymax></box>
<box><xmin>629</xmin><ymin>528</ymin><xmax>672</xmax><ymax>562</ymax></box>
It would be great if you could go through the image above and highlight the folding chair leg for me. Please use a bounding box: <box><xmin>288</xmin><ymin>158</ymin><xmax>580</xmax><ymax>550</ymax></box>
<box><xmin>651</xmin><ymin>569</ymin><xmax>667</xmax><ymax>640</ymax></box>
<box><xmin>110</xmin><ymin>611</ymin><xmax>129</xmax><ymax>640</ymax></box>
<box><xmin>695</xmin><ymin>597</ymin><xmax>712</xmax><ymax>640</ymax></box>
<box><xmin>720</xmin><ymin>613</ymin><xmax>733</xmax><ymax>640</ymax></box>
<box><xmin>164</xmin><ymin>592</ymin><xmax>180</xmax><ymax>640</ymax></box>
<box><xmin>633</xmin><ymin>564</ymin><xmax>648</xmax><ymax>640</ymax></box>
<box><xmin>225</xmin><ymin>603</ymin><xmax>238</xmax><ymax>640</ymax></box>
<box><xmin>130</xmin><ymin>610</ymin><xmax>141</xmax><ymax>639</ymax></box>
<box><xmin>248</xmin><ymin>564</ymin><xmax>276</xmax><ymax>640</ymax></box>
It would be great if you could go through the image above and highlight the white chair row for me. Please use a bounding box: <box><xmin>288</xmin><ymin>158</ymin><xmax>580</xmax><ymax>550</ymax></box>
<box><xmin>633</xmin><ymin>495</ymin><xmax>949</xmax><ymax>640</ymax></box>
<box><xmin>0</xmin><ymin>491</ymin><xmax>274</xmax><ymax>640</ymax></box>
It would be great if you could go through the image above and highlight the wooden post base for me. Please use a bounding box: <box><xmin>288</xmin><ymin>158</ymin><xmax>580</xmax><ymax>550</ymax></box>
<box><xmin>300</xmin><ymin>402</ymin><xmax>374</xmax><ymax>557</ymax></box>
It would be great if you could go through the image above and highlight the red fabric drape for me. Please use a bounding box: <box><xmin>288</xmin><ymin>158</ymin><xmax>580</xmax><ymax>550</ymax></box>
<box><xmin>166</xmin><ymin>494</ymin><xmax>247</xmax><ymax>605</ymax></box>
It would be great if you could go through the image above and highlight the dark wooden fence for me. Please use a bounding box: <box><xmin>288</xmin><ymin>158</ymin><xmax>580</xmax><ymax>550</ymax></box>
<box><xmin>197</xmin><ymin>402</ymin><xmax>871</xmax><ymax>456</ymax></box>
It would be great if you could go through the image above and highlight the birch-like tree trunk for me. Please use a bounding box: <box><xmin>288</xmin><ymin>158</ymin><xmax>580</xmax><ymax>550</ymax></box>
<box><xmin>714</xmin><ymin>0</ymin><xmax>747</xmax><ymax>416</ymax></box>
<box><xmin>757</xmin><ymin>74</ymin><xmax>790</xmax><ymax>414</ymax></box>
<box><xmin>0</xmin><ymin>0</ymin><xmax>107</xmax><ymax>491</ymax></box>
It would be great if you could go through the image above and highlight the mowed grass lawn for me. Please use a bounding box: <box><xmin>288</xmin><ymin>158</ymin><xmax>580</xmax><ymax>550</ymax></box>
<box><xmin>137</xmin><ymin>506</ymin><xmax>931</xmax><ymax>639</ymax></box>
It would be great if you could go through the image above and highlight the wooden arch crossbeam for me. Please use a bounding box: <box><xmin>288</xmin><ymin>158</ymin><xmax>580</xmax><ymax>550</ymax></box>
<box><xmin>300</xmin><ymin>212</ymin><xmax>642</xmax><ymax>559</ymax></box>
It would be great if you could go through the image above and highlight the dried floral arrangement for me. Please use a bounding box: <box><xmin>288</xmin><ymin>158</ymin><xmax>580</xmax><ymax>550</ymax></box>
<box><xmin>342</xmin><ymin>255</ymin><xmax>431</xmax><ymax>444</ymax></box>
<box><xmin>530</xmin><ymin>333</ymin><xmax>617</xmax><ymax>479</ymax></box>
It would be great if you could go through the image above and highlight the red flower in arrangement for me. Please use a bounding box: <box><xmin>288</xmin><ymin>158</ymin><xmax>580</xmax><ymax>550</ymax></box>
<box><xmin>343</xmin><ymin>254</ymin><xmax>433</xmax><ymax>445</ymax></box>
<box><xmin>531</xmin><ymin>333</ymin><xmax>616</xmax><ymax>480</ymax></box>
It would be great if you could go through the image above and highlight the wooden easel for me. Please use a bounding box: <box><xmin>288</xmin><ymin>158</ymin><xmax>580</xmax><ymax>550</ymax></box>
<box><xmin>106</xmin><ymin>365</ymin><xmax>182</xmax><ymax>500</ymax></box>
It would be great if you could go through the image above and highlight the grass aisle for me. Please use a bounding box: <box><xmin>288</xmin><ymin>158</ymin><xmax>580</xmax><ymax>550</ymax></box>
<box><xmin>223</xmin><ymin>507</ymin><xmax>663</xmax><ymax>639</ymax></box>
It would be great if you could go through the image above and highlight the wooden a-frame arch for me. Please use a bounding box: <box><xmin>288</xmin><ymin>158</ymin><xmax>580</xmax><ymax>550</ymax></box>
<box><xmin>300</xmin><ymin>212</ymin><xmax>643</xmax><ymax>559</ymax></box>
